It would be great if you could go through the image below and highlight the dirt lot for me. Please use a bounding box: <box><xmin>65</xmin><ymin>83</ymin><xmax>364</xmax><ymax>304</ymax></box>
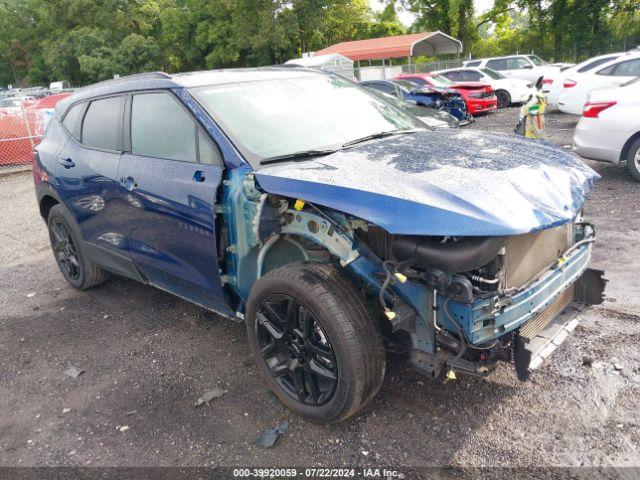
<box><xmin>1</xmin><ymin>108</ymin><xmax>639</xmax><ymax>471</ymax></box>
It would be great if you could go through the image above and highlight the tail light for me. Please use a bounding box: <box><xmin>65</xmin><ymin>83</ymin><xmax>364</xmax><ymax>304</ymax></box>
<box><xmin>582</xmin><ymin>101</ymin><xmax>617</xmax><ymax>118</ymax></box>
<box><xmin>563</xmin><ymin>79</ymin><xmax>577</xmax><ymax>88</ymax></box>
<box><xmin>543</xmin><ymin>78</ymin><xmax>554</xmax><ymax>85</ymax></box>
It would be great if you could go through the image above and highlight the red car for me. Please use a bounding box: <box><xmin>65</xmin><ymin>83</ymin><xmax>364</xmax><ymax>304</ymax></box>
<box><xmin>396</xmin><ymin>73</ymin><xmax>498</xmax><ymax>115</ymax></box>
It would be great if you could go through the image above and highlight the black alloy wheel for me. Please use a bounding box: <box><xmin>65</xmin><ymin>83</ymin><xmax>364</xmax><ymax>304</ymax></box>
<box><xmin>246</xmin><ymin>262</ymin><xmax>386</xmax><ymax>423</ymax></box>
<box><xmin>47</xmin><ymin>204</ymin><xmax>109</xmax><ymax>290</ymax></box>
<box><xmin>496</xmin><ymin>90</ymin><xmax>511</xmax><ymax>109</ymax></box>
<box><xmin>256</xmin><ymin>294</ymin><xmax>337</xmax><ymax>406</ymax></box>
<box><xmin>50</xmin><ymin>218</ymin><xmax>81</xmax><ymax>281</ymax></box>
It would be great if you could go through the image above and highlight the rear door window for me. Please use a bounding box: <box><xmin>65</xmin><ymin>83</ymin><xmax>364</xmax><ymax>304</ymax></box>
<box><xmin>611</xmin><ymin>59</ymin><xmax>640</xmax><ymax>76</ymax></box>
<box><xmin>130</xmin><ymin>92</ymin><xmax>221</xmax><ymax>165</ymax></box>
<box><xmin>62</xmin><ymin>103</ymin><xmax>86</xmax><ymax>140</ymax></box>
<box><xmin>82</xmin><ymin>96</ymin><xmax>124</xmax><ymax>151</ymax></box>
<box><xmin>506</xmin><ymin>57</ymin><xmax>530</xmax><ymax>70</ymax></box>
<box><xmin>577</xmin><ymin>56</ymin><xmax>619</xmax><ymax>73</ymax></box>
<box><xmin>443</xmin><ymin>71</ymin><xmax>462</xmax><ymax>81</ymax></box>
<box><xmin>487</xmin><ymin>59</ymin><xmax>507</xmax><ymax>71</ymax></box>
<box><xmin>598</xmin><ymin>59</ymin><xmax>640</xmax><ymax>77</ymax></box>
<box><xmin>462</xmin><ymin>70</ymin><xmax>482</xmax><ymax>81</ymax></box>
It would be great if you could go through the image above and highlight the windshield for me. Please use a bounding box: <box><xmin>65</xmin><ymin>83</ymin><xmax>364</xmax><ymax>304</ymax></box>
<box><xmin>528</xmin><ymin>55</ymin><xmax>548</xmax><ymax>66</ymax></box>
<box><xmin>481</xmin><ymin>68</ymin><xmax>505</xmax><ymax>80</ymax></box>
<box><xmin>191</xmin><ymin>74</ymin><xmax>424</xmax><ymax>166</ymax></box>
<box><xmin>427</xmin><ymin>74</ymin><xmax>456</xmax><ymax>87</ymax></box>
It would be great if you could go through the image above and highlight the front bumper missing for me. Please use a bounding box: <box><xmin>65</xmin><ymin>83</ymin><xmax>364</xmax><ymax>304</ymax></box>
<box><xmin>514</xmin><ymin>268</ymin><xmax>607</xmax><ymax>380</ymax></box>
<box><xmin>514</xmin><ymin>301</ymin><xmax>583</xmax><ymax>380</ymax></box>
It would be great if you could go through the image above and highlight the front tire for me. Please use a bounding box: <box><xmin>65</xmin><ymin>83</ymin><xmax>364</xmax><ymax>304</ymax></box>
<box><xmin>246</xmin><ymin>262</ymin><xmax>385</xmax><ymax>424</ymax></box>
<box><xmin>47</xmin><ymin>204</ymin><xmax>109</xmax><ymax>290</ymax></box>
<box><xmin>626</xmin><ymin>137</ymin><xmax>640</xmax><ymax>182</ymax></box>
<box><xmin>495</xmin><ymin>90</ymin><xmax>511</xmax><ymax>109</ymax></box>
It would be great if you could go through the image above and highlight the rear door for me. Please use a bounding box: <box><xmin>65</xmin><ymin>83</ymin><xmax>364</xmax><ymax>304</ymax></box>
<box><xmin>117</xmin><ymin>90</ymin><xmax>229</xmax><ymax>313</ymax></box>
<box><xmin>54</xmin><ymin>95</ymin><xmax>136</xmax><ymax>277</ymax></box>
<box><xmin>506</xmin><ymin>57</ymin><xmax>536</xmax><ymax>81</ymax></box>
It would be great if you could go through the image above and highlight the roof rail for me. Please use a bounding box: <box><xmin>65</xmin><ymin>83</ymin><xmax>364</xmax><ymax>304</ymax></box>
<box><xmin>82</xmin><ymin>71</ymin><xmax>173</xmax><ymax>89</ymax></box>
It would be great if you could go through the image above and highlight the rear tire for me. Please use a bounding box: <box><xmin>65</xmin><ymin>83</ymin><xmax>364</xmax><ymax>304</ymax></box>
<box><xmin>47</xmin><ymin>205</ymin><xmax>109</xmax><ymax>290</ymax></box>
<box><xmin>496</xmin><ymin>90</ymin><xmax>511</xmax><ymax>109</ymax></box>
<box><xmin>626</xmin><ymin>137</ymin><xmax>640</xmax><ymax>182</ymax></box>
<box><xmin>246</xmin><ymin>262</ymin><xmax>385</xmax><ymax>424</ymax></box>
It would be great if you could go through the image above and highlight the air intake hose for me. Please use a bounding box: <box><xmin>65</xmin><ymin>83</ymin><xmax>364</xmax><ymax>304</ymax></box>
<box><xmin>392</xmin><ymin>235</ymin><xmax>505</xmax><ymax>273</ymax></box>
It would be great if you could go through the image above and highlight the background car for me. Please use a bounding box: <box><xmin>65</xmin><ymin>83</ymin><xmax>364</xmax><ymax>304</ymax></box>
<box><xmin>360</xmin><ymin>79</ymin><xmax>471</xmax><ymax>124</ymax></box>
<box><xmin>573</xmin><ymin>77</ymin><xmax>640</xmax><ymax>181</ymax></box>
<box><xmin>0</xmin><ymin>97</ymin><xmax>24</xmax><ymax>114</ymax></box>
<box><xmin>365</xmin><ymin>88</ymin><xmax>459</xmax><ymax>129</ymax></box>
<box><xmin>396</xmin><ymin>72</ymin><xmax>497</xmax><ymax>115</ymax></box>
<box><xmin>463</xmin><ymin>55</ymin><xmax>571</xmax><ymax>82</ymax></box>
<box><xmin>558</xmin><ymin>51</ymin><xmax>640</xmax><ymax>114</ymax></box>
<box><xmin>435</xmin><ymin>66</ymin><xmax>534</xmax><ymax>108</ymax></box>
<box><xmin>544</xmin><ymin>52</ymin><xmax>625</xmax><ymax>106</ymax></box>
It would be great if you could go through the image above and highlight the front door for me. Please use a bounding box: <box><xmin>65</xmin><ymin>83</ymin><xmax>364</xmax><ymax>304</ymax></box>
<box><xmin>117</xmin><ymin>91</ymin><xmax>230</xmax><ymax>314</ymax></box>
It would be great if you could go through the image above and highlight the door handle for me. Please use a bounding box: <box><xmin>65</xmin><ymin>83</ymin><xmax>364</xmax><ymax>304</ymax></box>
<box><xmin>57</xmin><ymin>157</ymin><xmax>75</xmax><ymax>169</ymax></box>
<box><xmin>120</xmin><ymin>176</ymin><xmax>138</xmax><ymax>191</ymax></box>
<box><xmin>193</xmin><ymin>170</ymin><xmax>206</xmax><ymax>183</ymax></box>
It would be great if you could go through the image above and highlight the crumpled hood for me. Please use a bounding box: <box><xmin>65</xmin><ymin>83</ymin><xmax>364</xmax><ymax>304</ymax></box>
<box><xmin>254</xmin><ymin>129</ymin><xmax>599</xmax><ymax>236</ymax></box>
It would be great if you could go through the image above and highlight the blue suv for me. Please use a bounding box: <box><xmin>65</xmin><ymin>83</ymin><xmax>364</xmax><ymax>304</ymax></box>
<box><xmin>35</xmin><ymin>68</ymin><xmax>606</xmax><ymax>423</ymax></box>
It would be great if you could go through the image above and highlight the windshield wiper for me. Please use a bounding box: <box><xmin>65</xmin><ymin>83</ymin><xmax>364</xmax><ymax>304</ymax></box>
<box><xmin>260</xmin><ymin>149</ymin><xmax>337</xmax><ymax>165</ymax></box>
<box><xmin>341</xmin><ymin>129</ymin><xmax>422</xmax><ymax>149</ymax></box>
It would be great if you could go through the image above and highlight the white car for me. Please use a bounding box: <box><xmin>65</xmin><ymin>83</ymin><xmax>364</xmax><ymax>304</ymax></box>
<box><xmin>0</xmin><ymin>97</ymin><xmax>23</xmax><ymax>113</ymax></box>
<box><xmin>463</xmin><ymin>55</ymin><xmax>570</xmax><ymax>83</ymax></box>
<box><xmin>436</xmin><ymin>67</ymin><xmax>535</xmax><ymax>108</ymax></box>
<box><xmin>573</xmin><ymin>77</ymin><xmax>640</xmax><ymax>181</ymax></box>
<box><xmin>544</xmin><ymin>52</ymin><xmax>625</xmax><ymax>106</ymax></box>
<box><xmin>558</xmin><ymin>52</ymin><xmax>640</xmax><ymax>114</ymax></box>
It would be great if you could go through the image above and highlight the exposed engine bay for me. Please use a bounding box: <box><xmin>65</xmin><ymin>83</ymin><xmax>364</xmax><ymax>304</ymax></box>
<box><xmin>354</xmin><ymin>220</ymin><xmax>605</xmax><ymax>379</ymax></box>
<box><xmin>220</xmin><ymin>173</ymin><xmax>607</xmax><ymax>382</ymax></box>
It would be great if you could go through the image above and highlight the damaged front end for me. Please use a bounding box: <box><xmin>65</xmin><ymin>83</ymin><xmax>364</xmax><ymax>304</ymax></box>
<box><xmin>350</xmin><ymin>220</ymin><xmax>607</xmax><ymax>381</ymax></box>
<box><xmin>226</xmin><ymin>171</ymin><xmax>606</xmax><ymax>381</ymax></box>
<box><xmin>222</xmin><ymin>129</ymin><xmax>606</xmax><ymax>382</ymax></box>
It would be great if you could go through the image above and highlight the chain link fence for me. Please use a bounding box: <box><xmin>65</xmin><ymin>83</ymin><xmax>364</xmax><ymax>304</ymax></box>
<box><xmin>0</xmin><ymin>90</ymin><xmax>67</xmax><ymax>176</ymax></box>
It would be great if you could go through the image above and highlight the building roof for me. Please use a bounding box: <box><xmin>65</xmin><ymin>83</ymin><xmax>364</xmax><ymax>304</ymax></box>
<box><xmin>315</xmin><ymin>32</ymin><xmax>463</xmax><ymax>61</ymax></box>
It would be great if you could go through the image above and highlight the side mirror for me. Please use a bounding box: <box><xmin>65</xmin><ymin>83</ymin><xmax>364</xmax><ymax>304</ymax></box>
<box><xmin>523</xmin><ymin>64</ymin><xmax>534</xmax><ymax>69</ymax></box>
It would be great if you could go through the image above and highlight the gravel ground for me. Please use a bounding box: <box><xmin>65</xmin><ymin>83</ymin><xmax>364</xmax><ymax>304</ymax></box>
<box><xmin>1</xmin><ymin>108</ymin><xmax>639</xmax><ymax>471</ymax></box>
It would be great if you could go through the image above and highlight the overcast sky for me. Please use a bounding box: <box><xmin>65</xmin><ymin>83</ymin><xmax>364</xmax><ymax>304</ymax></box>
<box><xmin>368</xmin><ymin>0</ymin><xmax>494</xmax><ymax>27</ymax></box>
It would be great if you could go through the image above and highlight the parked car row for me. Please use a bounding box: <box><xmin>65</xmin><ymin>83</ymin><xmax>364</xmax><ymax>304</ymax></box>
<box><xmin>360</xmin><ymin>69</ymin><xmax>508</xmax><ymax>128</ymax></box>
<box><xmin>463</xmin><ymin>54</ymin><xmax>572</xmax><ymax>82</ymax></box>
<box><xmin>360</xmin><ymin>79</ymin><xmax>470</xmax><ymax>126</ymax></box>
<box><xmin>459</xmin><ymin>52</ymin><xmax>640</xmax><ymax>182</ymax></box>
<box><xmin>553</xmin><ymin>51</ymin><xmax>640</xmax><ymax>114</ymax></box>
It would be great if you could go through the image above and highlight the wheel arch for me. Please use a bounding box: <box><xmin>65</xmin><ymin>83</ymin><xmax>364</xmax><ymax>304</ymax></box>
<box><xmin>620</xmin><ymin>130</ymin><xmax>640</xmax><ymax>163</ymax></box>
<box><xmin>39</xmin><ymin>194</ymin><xmax>60</xmax><ymax>221</ymax></box>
